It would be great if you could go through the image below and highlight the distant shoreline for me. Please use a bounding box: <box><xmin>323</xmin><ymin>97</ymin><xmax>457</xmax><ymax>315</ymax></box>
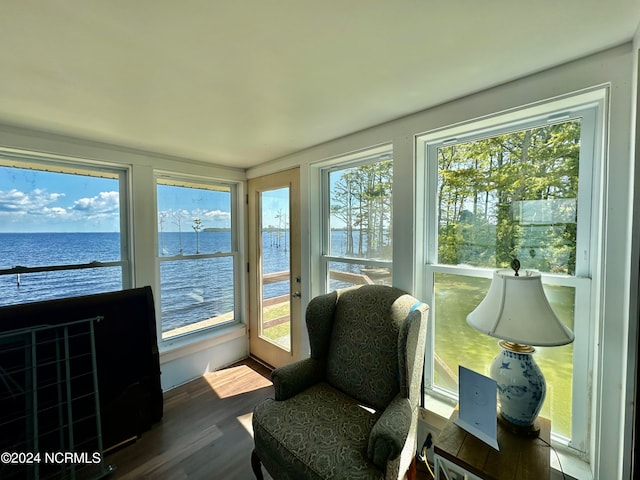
<box><xmin>0</xmin><ymin>231</ymin><xmax>121</xmax><ymax>234</ymax></box>
<box><xmin>0</xmin><ymin>228</ymin><xmax>359</xmax><ymax>234</ymax></box>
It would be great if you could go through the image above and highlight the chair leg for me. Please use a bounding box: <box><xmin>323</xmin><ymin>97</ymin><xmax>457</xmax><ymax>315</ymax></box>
<box><xmin>251</xmin><ymin>450</ymin><xmax>264</xmax><ymax>480</ymax></box>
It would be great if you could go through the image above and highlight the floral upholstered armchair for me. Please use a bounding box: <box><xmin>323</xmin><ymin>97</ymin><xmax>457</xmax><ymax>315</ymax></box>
<box><xmin>251</xmin><ymin>284</ymin><xmax>429</xmax><ymax>480</ymax></box>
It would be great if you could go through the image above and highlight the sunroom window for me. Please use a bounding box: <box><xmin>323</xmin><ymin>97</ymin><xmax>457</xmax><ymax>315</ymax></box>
<box><xmin>417</xmin><ymin>99</ymin><xmax>600</xmax><ymax>454</ymax></box>
<box><xmin>156</xmin><ymin>176</ymin><xmax>238</xmax><ymax>340</ymax></box>
<box><xmin>322</xmin><ymin>150</ymin><xmax>393</xmax><ymax>291</ymax></box>
<box><xmin>0</xmin><ymin>155</ymin><xmax>130</xmax><ymax>306</ymax></box>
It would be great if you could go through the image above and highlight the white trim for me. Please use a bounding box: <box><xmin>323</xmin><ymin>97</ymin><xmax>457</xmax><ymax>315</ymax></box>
<box><xmin>0</xmin><ymin>152</ymin><xmax>133</xmax><ymax>292</ymax></box>
<box><xmin>153</xmin><ymin>172</ymin><xmax>244</xmax><ymax>350</ymax></box>
<box><xmin>317</xmin><ymin>147</ymin><xmax>394</xmax><ymax>293</ymax></box>
<box><xmin>417</xmin><ymin>94</ymin><xmax>605</xmax><ymax>458</ymax></box>
<box><xmin>414</xmin><ymin>86</ymin><xmax>606</xmax><ymax>147</ymax></box>
<box><xmin>159</xmin><ymin>323</ymin><xmax>246</xmax><ymax>363</ymax></box>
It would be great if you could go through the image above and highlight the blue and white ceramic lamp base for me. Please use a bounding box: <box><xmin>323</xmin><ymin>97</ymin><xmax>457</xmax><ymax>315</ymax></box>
<box><xmin>490</xmin><ymin>340</ymin><xmax>546</xmax><ymax>437</ymax></box>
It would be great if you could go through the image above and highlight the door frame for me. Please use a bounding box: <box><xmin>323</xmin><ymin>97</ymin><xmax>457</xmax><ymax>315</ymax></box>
<box><xmin>247</xmin><ymin>168</ymin><xmax>302</xmax><ymax>368</ymax></box>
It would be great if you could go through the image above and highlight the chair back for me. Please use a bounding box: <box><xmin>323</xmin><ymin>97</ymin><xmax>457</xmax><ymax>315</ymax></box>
<box><xmin>325</xmin><ymin>284</ymin><xmax>423</xmax><ymax>411</ymax></box>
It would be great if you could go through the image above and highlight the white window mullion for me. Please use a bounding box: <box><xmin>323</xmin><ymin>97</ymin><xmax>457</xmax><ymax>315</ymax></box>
<box><xmin>568</xmin><ymin>276</ymin><xmax>591</xmax><ymax>451</ymax></box>
<box><xmin>423</xmin><ymin>265</ymin><xmax>436</xmax><ymax>392</ymax></box>
<box><xmin>119</xmin><ymin>168</ymin><xmax>134</xmax><ymax>290</ymax></box>
<box><xmin>0</xmin><ymin>155</ymin><xmax>129</xmax><ymax>306</ymax></box>
<box><xmin>319</xmin><ymin>148</ymin><xmax>394</xmax><ymax>293</ymax></box>
<box><xmin>417</xmin><ymin>94</ymin><xmax>603</xmax><ymax>456</ymax></box>
<box><xmin>155</xmin><ymin>175</ymin><xmax>238</xmax><ymax>341</ymax></box>
<box><xmin>574</xmin><ymin>105</ymin><xmax>598</xmax><ymax>278</ymax></box>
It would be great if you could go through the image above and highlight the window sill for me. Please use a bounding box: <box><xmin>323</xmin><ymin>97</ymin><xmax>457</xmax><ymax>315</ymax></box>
<box><xmin>421</xmin><ymin>394</ymin><xmax>592</xmax><ymax>480</ymax></box>
<box><xmin>158</xmin><ymin>322</ymin><xmax>246</xmax><ymax>364</ymax></box>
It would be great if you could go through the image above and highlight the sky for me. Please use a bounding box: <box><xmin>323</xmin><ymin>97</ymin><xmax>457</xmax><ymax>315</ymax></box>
<box><xmin>0</xmin><ymin>166</ymin><xmax>121</xmax><ymax>232</ymax></box>
<box><xmin>0</xmin><ymin>166</ymin><xmax>236</xmax><ymax>233</ymax></box>
<box><xmin>157</xmin><ymin>183</ymin><xmax>232</xmax><ymax>232</ymax></box>
<box><xmin>260</xmin><ymin>187</ymin><xmax>290</xmax><ymax>229</ymax></box>
<box><xmin>0</xmin><ymin>166</ymin><xmax>291</xmax><ymax>233</ymax></box>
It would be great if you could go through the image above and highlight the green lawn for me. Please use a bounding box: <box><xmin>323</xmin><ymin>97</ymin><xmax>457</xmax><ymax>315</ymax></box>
<box><xmin>434</xmin><ymin>273</ymin><xmax>574</xmax><ymax>438</ymax></box>
<box><xmin>262</xmin><ymin>301</ymin><xmax>291</xmax><ymax>343</ymax></box>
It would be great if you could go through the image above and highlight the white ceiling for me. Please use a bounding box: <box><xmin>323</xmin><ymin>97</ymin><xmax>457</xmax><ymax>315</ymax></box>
<box><xmin>1</xmin><ymin>1</ymin><xmax>639</xmax><ymax>169</ymax></box>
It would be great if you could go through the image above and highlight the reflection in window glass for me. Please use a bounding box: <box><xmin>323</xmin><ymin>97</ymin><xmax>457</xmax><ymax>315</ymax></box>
<box><xmin>259</xmin><ymin>187</ymin><xmax>291</xmax><ymax>351</ymax></box>
<box><xmin>157</xmin><ymin>183</ymin><xmax>232</xmax><ymax>256</ymax></box>
<box><xmin>328</xmin><ymin>160</ymin><xmax>393</xmax><ymax>261</ymax></box>
<box><xmin>0</xmin><ymin>162</ymin><xmax>127</xmax><ymax>307</ymax></box>
<box><xmin>426</xmin><ymin>117</ymin><xmax>584</xmax><ymax>443</ymax></box>
<box><xmin>437</xmin><ymin>120</ymin><xmax>580</xmax><ymax>274</ymax></box>
<box><xmin>328</xmin><ymin>260</ymin><xmax>392</xmax><ymax>290</ymax></box>
<box><xmin>324</xmin><ymin>153</ymin><xmax>393</xmax><ymax>292</ymax></box>
<box><xmin>160</xmin><ymin>257</ymin><xmax>235</xmax><ymax>338</ymax></box>
<box><xmin>433</xmin><ymin>273</ymin><xmax>574</xmax><ymax>437</ymax></box>
<box><xmin>156</xmin><ymin>179</ymin><xmax>236</xmax><ymax>340</ymax></box>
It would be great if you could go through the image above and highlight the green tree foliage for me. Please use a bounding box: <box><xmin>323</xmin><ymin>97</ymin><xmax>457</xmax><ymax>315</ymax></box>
<box><xmin>330</xmin><ymin>160</ymin><xmax>393</xmax><ymax>259</ymax></box>
<box><xmin>437</xmin><ymin>120</ymin><xmax>580</xmax><ymax>274</ymax></box>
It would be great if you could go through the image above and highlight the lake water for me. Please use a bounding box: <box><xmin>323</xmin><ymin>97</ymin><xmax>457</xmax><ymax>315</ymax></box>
<box><xmin>0</xmin><ymin>232</ymin><xmax>124</xmax><ymax>306</ymax></box>
<box><xmin>0</xmin><ymin>231</ymin><xmax>289</xmax><ymax>325</ymax></box>
<box><xmin>0</xmin><ymin>231</ymin><xmax>372</xmax><ymax>332</ymax></box>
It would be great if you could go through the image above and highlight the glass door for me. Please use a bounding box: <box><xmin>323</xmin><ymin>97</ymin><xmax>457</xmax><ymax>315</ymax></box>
<box><xmin>248</xmin><ymin>168</ymin><xmax>301</xmax><ymax>368</ymax></box>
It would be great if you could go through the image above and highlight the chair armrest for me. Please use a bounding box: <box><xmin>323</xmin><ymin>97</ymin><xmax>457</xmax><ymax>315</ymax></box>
<box><xmin>272</xmin><ymin>357</ymin><xmax>325</xmax><ymax>401</ymax></box>
<box><xmin>367</xmin><ymin>396</ymin><xmax>413</xmax><ymax>470</ymax></box>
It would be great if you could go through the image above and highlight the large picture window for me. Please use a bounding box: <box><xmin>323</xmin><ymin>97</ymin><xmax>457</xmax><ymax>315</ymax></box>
<box><xmin>156</xmin><ymin>176</ymin><xmax>238</xmax><ymax>340</ymax></box>
<box><xmin>418</xmin><ymin>100</ymin><xmax>600</xmax><ymax>453</ymax></box>
<box><xmin>0</xmin><ymin>156</ymin><xmax>130</xmax><ymax>306</ymax></box>
<box><xmin>322</xmin><ymin>150</ymin><xmax>393</xmax><ymax>291</ymax></box>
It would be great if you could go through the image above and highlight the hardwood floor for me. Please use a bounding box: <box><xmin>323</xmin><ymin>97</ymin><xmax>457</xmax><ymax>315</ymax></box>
<box><xmin>105</xmin><ymin>358</ymin><xmax>274</xmax><ymax>480</ymax></box>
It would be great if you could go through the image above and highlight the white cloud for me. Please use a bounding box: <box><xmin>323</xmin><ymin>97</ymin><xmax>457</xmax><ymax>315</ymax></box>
<box><xmin>42</xmin><ymin>207</ymin><xmax>68</xmax><ymax>217</ymax></box>
<box><xmin>203</xmin><ymin>209</ymin><xmax>231</xmax><ymax>220</ymax></box>
<box><xmin>0</xmin><ymin>188</ymin><xmax>121</xmax><ymax>231</ymax></box>
<box><xmin>0</xmin><ymin>188</ymin><xmax>65</xmax><ymax>214</ymax></box>
<box><xmin>158</xmin><ymin>208</ymin><xmax>231</xmax><ymax>231</ymax></box>
<box><xmin>71</xmin><ymin>191</ymin><xmax>119</xmax><ymax>214</ymax></box>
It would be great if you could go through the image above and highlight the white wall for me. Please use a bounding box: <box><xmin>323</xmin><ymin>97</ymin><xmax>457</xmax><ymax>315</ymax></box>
<box><xmin>248</xmin><ymin>44</ymin><xmax>636</xmax><ymax>480</ymax></box>
<box><xmin>625</xmin><ymin>22</ymin><xmax>640</xmax><ymax>480</ymax></box>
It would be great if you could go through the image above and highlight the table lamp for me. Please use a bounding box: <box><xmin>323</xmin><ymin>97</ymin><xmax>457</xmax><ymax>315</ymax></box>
<box><xmin>466</xmin><ymin>259</ymin><xmax>574</xmax><ymax>436</ymax></box>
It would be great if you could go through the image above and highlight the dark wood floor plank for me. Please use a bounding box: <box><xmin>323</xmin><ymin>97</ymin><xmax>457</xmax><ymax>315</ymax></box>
<box><xmin>105</xmin><ymin>358</ymin><xmax>274</xmax><ymax>480</ymax></box>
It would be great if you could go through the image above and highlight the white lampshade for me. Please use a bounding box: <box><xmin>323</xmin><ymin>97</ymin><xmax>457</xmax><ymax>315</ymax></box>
<box><xmin>467</xmin><ymin>269</ymin><xmax>574</xmax><ymax>346</ymax></box>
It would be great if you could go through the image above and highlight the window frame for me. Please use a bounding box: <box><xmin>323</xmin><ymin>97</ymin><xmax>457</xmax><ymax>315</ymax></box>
<box><xmin>320</xmin><ymin>148</ymin><xmax>394</xmax><ymax>293</ymax></box>
<box><xmin>154</xmin><ymin>172</ymin><xmax>241</xmax><ymax>343</ymax></box>
<box><xmin>0</xmin><ymin>151</ymin><xmax>133</xmax><ymax>301</ymax></box>
<box><xmin>415</xmin><ymin>91</ymin><xmax>605</xmax><ymax>456</ymax></box>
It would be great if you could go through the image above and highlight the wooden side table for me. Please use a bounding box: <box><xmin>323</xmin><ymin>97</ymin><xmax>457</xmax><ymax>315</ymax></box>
<box><xmin>433</xmin><ymin>411</ymin><xmax>550</xmax><ymax>480</ymax></box>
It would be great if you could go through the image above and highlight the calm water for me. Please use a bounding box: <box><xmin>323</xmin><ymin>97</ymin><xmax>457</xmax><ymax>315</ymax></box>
<box><xmin>0</xmin><ymin>232</ymin><xmax>284</xmax><ymax>329</ymax></box>
<box><xmin>0</xmin><ymin>232</ymin><xmax>123</xmax><ymax>306</ymax></box>
<box><xmin>0</xmin><ymin>231</ymin><xmax>372</xmax><ymax>332</ymax></box>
